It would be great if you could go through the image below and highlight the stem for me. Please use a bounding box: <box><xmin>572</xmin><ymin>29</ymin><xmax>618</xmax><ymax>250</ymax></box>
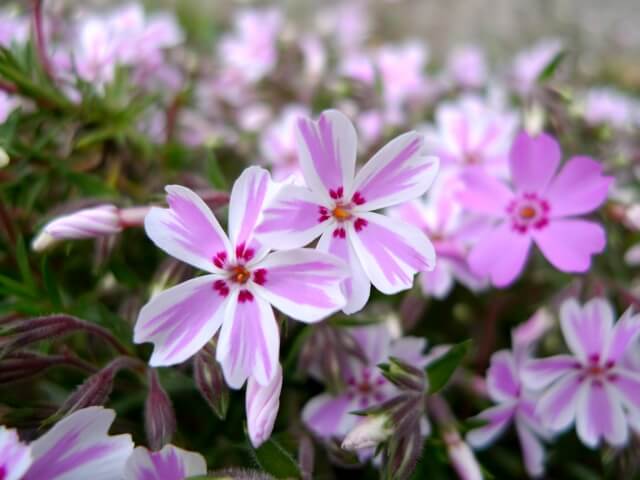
<box><xmin>31</xmin><ymin>0</ymin><xmax>54</xmax><ymax>80</ymax></box>
<box><xmin>0</xmin><ymin>78</ymin><xmax>17</xmax><ymax>94</ymax></box>
<box><xmin>80</xmin><ymin>321</ymin><xmax>131</xmax><ymax>356</ymax></box>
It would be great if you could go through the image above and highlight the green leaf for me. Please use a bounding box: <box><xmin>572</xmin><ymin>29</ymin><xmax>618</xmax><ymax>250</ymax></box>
<box><xmin>250</xmin><ymin>436</ymin><xmax>301</xmax><ymax>479</ymax></box>
<box><xmin>537</xmin><ymin>50</ymin><xmax>565</xmax><ymax>83</ymax></box>
<box><xmin>426</xmin><ymin>340</ymin><xmax>471</xmax><ymax>393</ymax></box>
<box><xmin>206</xmin><ymin>149</ymin><xmax>227</xmax><ymax>190</ymax></box>
<box><xmin>15</xmin><ymin>235</ymin><xmax>35</xmax><ymax>290</ymax></box>
<box><xmin>41</xmin><ymin>256</ymin><xmax>62</xmax><ymax>309</ymax></box>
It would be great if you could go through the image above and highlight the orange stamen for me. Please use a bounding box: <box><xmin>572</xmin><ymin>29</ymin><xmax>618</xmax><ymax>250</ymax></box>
<box><xmin>332</xmin><ymin>206</ymin><xmax>351</xmax><ymax>221</ymax></box>
<box><xmin>519</xmin><ymin>206</ymin><xmax>536</xmax><ymax>219</ymax></box>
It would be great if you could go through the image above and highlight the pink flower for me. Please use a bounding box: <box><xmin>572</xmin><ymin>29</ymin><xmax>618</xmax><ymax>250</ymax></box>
<box><xmin>135</xmin><ymin>167</ymin><xmax>347</xmax><ymax>388</ymax></box>
<box><xmin>522</xmin><ymin>298</ymin><xmax>640</xmax><ymax>448</ymax></box>
<box><xmin>423</xmin><ymin>94</ymin><xmax>519</xmax><ymax>178</ymax></box>
<box><xmin>466</xmin><ymin>349</ymin><xmax>551</xmax><ymax>477</ymax></box>
<box><xmin>459</xmin><ymin>131</ymin><xmax>613</xmax><ymax>287</ymax></box>
<box><xmin>5</xmin><ymin>407</ymin><xmax>134</xmax><ymax>480</ymax></box>
<box><xmin>302</xmin><ymin>324</ymin><xmax>428</xmax><ymax>440</ymax></box>
<box><xmin>510</xmin><ymin>39</ymin><xmax>563</xmax><ymax>96</ymax></box>
<box><xmin>246</xmin><ymin>364</ymin><xmax>283</xmax><ymax>447</ymax></box>
<box><xmin>0</xmin><ymin>9</ymin><xmax>29</xmax><ymax>47</ymax></box>
<box><xmin>218</xmin><ymin>8</ymin><xmax>282</xmax><ymax>83</ymax></box>
<box><xmin>445</xmin><ymin>45</ymin><xmax>488</xmax><ymax>90</ymax></box>
<box><xmin>124</xmin><ymin>444</ymin><xmax>206</xmax><ymax>480</ymax></box>
<box><xmin>0</xmin><ymin>91</ymin><xmax>18</xmax><ymax>124</ymax></box>
<box><xmin>582</xmin><ymin>87</ymin><xmax>640</xmax><ymax>130</ymax></box>
<box><xmin>256</xmin><ymin>110</ymin><xmax>438</xmax><ymax>313</ymax></box>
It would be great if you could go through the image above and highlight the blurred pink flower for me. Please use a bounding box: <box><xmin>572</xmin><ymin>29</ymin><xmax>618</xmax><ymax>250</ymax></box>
<box><xmin>423</xmin><ymin>94</ymin><xmax>519</xmax><ymax>178</ymax></box>
<box><xmin>219</xmin><ymin>8</ymin><xmax>282</xmax><ymax>84</ymax></box>
<box><xmin>0</xmin><ymin>9</ymin><xmax>29</xmax><ymax>47</ymax></box>
<box><xmin>0</xmin><ymin>91</ymin><xmax>18</xmax><ymax>123</ymax></box>
<box><xmin>257</xmin><ymin>110</ymin><xmax>438</xmax><ymax>313</ymax></box>
<box><xmin>522</xmin><ymin>298</ymin><xmax>640</xmax><ymax>448</ymax></box>
<box><xmin>246</xmin><ymin>364</ymin><xmax>283</xmax><ymax>447</ymax></box>
<box><xmin>445</xmin><ymin>45</ymin><xmax>488</xmax><ymax>89</ymax></box>
<box><xmin>458</xmin><ymin>131</ymin><xmax>612</xmax><ymax>287</ymax></box>
<box><xmin>302</xmin><ymin>324</ymin><xmax>428</xmax><ymax>439</ymax></box>
<box><xmin>136</xmin><ymin>167</ymin><xmax>347</xmax><ymax>388</ymax></box>
<box><xmin>318</xmin><ymin>2</ymin><xmax>370</xmax><ymax>52</ymax></box>
<box><xmin>582</xmin><ymin>87</ymin><xmax>640</xmax><ymax>130</ymax></box>
<box><xmin>510</xmin><ymin>39</ymin><xmax>563</xmax><ymax>95</ymax></box>
<box><xmin>124</xmin><ymin>444</ymin><xmax>206</xmax><ymax>480</ymax></box>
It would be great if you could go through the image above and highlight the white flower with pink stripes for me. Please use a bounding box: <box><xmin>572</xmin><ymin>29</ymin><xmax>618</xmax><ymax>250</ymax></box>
<box><xmin>135</xmin><ymin>167</ymin><xmax>347</xmax><ymax>388</ymax></box>
<box><xmin>256</xmin><ymin>109</ymin><xmax>439</xmax><ymax>313</ymax></box>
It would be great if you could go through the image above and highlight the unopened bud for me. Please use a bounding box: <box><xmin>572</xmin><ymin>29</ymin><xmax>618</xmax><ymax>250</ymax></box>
<box><xmin>32</xmin><ymin>205</ymin><xmax>122</xmax><ymax>252</ymax></box>
<box><xmin>379</xmin><ymin>357</ymin><xmax>425</xmax><ymax>392</ymax></box>
<box><xmin>0</xmin><ymin>147</ymin><xmax>9</xmax><ymax>168</ymax></box>
<box><xmin>145</xmin><ymin>369</ymin><xmax>176</xmax><ymax>450</ymax></box>
<box><xmin>342</xmin><ymin>414</ymin><xmax>391</xmax><ymax>451</ymax></box>
<box><xmin>246</xmin><ymin>364</ymin><xmax>282</xmax><ymax>448</ymax></box>
<box><xmin>194</xmin><ymin>343</ymin><xmax>229</xmax><ymax>419</ymax></box>
<box><xmin>444</xmin><ymin>429</ymin><xmax>483</xmax><ymax>480</ymax></box>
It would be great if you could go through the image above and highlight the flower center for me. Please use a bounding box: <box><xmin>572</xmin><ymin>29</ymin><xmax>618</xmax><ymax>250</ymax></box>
<box><xmin>346</xmin><ymin>368</ymin><xmax>388</xmax><ymax>408</ymax></box>
<box><xmin>332</xmin><ymin>205</ymin><xmax>351</xmax><ymax>221</ymax></box>
<box><xmin>506</xmin><ymin>193</ymin><xmax>550</xmax><ymax>233</ymax></box>
<box><xmin>230</xmin><ymin>265</ymin><xmax>250</xmax><ymax>284</ymax></box>
<box><xmin>577</xmin><ymin>354</ymin><xmax>616</xmax><ymax>382</ymax></box>
<box><xmin>519</xmin><ymin>205</ymin><xmax>536</xmax><ymax>219</ymax></box>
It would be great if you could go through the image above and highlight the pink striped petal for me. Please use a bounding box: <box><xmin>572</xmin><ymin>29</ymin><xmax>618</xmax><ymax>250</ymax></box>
<box><xmin>457</xmin><ymin>170</ymin><xmax>514</xmax><ymax>217</ymax></box>
<box><xmin>145</xmin><ymin>185</ymin><xmax>230</xmax><ymax>272</ymax></box>
<box><xmin>135</xmin><ymin>275</ymin><xmax>228</xmax><ymax>366</ymax></box>
<box><xmin>559</xmin><ymin>298</ymin><xmax>613</xmax><ymax>363</ymax></box>
<box><xmin>302</xmin><ymin>393</ymin><xmax>359</xmax><ymax>439</ymax></box>
<box><xmin>468</xmin><ymin>222</ymin><xmax>532</xmax><ymax>288</ymax></box>
<box><xmin>486</xmin><ymin>350</ymin><xmax>520</xmax><ymax>402</ymax></box>
<box><xmin>514</xmin><ymin>418</ymin><xmax>545</xmax><ymax>477</ymax></box>
<box><xmin>24</xmin><ymin>407</ymin><xmax>133</xmax><ymax>480</ymax></box>
<box><xmin>521</xmin><ymin>355</ymin><xmax>578</xmax><ymax>390</ymax></box>
<box><xmin>576</xmin><ymin>380</ymin><xmax>627</xmax><ymax>448</ymax></box>
<box><xmin>256</xmin><ymin>184</ymin><xmax>330</xmax><ymax>250</ymax></box>
<box><xmin>317</xmin><ymin>229</ymin><xmax>371</xmax><ymax>314</ymax></box>
<box><xmin>217</xmin><ymin>292</ymin><xmax>279</xmax><ymax>388</ymax></box>
<box><xmin>296</xmin><ymin>110</ymin><xmax>357</xmax><ymax>201</ymax></box>
<box><xmin>124</xmin><ymin>445</ymin><xmax>206</xmax><ymax>480</ymax></box>
<box><xmin>0</xmin><ymin>426</ymin><xmax>31</xmax><ymax>480</ymax></box>
<box><xmin>605</xmin><ymin>307</ymin><xmax>640</xmax><ymax>363</ymax></box>
<box><xmin>246</xmin><ymin>364</ymin><xmax>283</xmax><ymax>448</ymax></box>
<box><xmin>348</xmin><ymin>212</ymin><xmax>436</xmax><ymax>295</ymax></box>
<box><xmin>532</xmin><ymin>219</ymin><xmax>606</xmax><ymax>273</ymax></box>
<box><xmin>419</xmin><ymin>262</ymin><xmax>454</xmax><ymax>299</ymax></box>
<box><xmin>536</xmin><ymin>372</ymin><xmax>582</xmax><ymax>432</ymax></box>
<box><xmin>252</xmin><ymin>248</ymin><xmax>347</xmax><ymax>322</ymax></box>
<box><xmin>546</xmin><ymin>156</ymin><xmax>613</xmax><ymax>218</ymax></box>
<box><xmin>466</xmin><ymin>403</ymin><xmax>516</xmax><ymax>448</ymax></box>
<box><xmin>509</xmin><ymin>132</ymin><xmax>560</xmax><ymax>193</ymax></box>
<box><xmin>352</xmin><ymin>132</ymin><xmax>439</xmax><ymax>210</ymax></box>
<box><xmin>610</xmin><ymin>369</ymin><xmax>640</xmax><ymax>417</ymax></box>
<box><xmin>228</xmin><ymin>166</ymin><xmax>272</xmax><ymax>257</ymax></box>
<box><xmin>389</xmin><ymin>336</ymin><xmax>428</xmax><ymax>368</ymax></box>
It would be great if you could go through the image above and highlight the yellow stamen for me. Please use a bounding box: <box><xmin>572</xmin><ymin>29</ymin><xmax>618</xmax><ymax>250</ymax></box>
<box><xmin>332</xmin><ymin>206</ymin><xmax>351</xmax><ymax>221</ymax></box>
<box><xmin>232</xmin><ymin>266</ymin><xmax>250</xmax><ymax>284</ymax></box>
<box><xmin>519</xmin><ymin>206</ymin><xmax>536</xmax><ymax>219</ymax></box>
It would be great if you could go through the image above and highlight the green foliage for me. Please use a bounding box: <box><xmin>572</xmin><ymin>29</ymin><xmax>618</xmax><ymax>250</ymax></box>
<box><xmin>425</xmin><ymin>340</ymin><xmax>472</xmax><ymax>393</ymax></box>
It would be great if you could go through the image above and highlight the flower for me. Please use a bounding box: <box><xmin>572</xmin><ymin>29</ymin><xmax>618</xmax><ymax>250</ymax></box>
<box><xmin>423</xmin><ymin>94</ymin><xmax>519</xmax><ymax>178</ymax></box>
<box><xmin>582</xmin><ymin>87</ymin><xmax>640</xmax><ymax>130</ymax></box>
<box><xmin>246</xmin><ymin>364</ymin><xmax>283</xmax><ymax>448</ymax></box>
<box><xmin>0</xmin><ymin>8</ymin><xmax>29</xmax><ymax>47</ymax></box>
<box><xmin>522</xmin><ymin>298</ymin><xmax>640</xmax><ymax>448</ymax></box>
<box><xmin>302</xmin><ymin>324</ymin><xmax>428</xmax><ymax>440</ymax></box>
<box><xmin>124</xmin><ymin>444</ymin><xmax>206</xmax><ymax>480</ymax></box>
<box><xmin>466</xmin><ymin>349</ymin><xmax>551</xmax><ymax>477</ymax></box>
<box><xmin>136</xmin><ymin>166</ymin><xmax>347</xmax><ymax>388</ymax></box>
<box><xmin>256</xmin><ymin>109</ymin><xmax>438</xmax><ymax>313</ymax></box>
<box><xmin>0</xmin><ymin>91</ymin><xmax>19</xmax><ymax>124</ymax></box>
<box><xmin>458</xmin><ymin>131</ymin><xmax>613</xmax><ymax>287</ymax></box>
<box><xmin>445</xmin><ymin>45</ymin><xmax>488</xmax><ymax>90</ymax></box>
<box><xmin>510</xmin><ymin>39</ymin><xmax>563</xmax><ymax>95</ymax></box>
<box><xmin>4</xmin><ymin>406</ymin><xmax>134</xmax><ymax>480</ymax></box>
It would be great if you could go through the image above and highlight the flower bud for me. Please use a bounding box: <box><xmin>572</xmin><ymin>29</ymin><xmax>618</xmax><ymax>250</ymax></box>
<box><xmin>144</xmin><ymin>369</ymin><xmax>176</xmax><ymax>450</ymax></box>
<box><xmin>246</xmin><ymin>364</ymin><xmax>282</xmax><ymax>448</ymax></box>
<box><xmin>379</xmin><ymin>357</ymin><xmax>425</xmax><ymax>392</ymax></box>
<box><xmin>444</xmin><ymin>430</ymin><xmax>483</xmax><ymax>480</ymax></box>
<box><xmin>32</xmin><ymin>205</ymin><xmax>122</xmax><ymax>251</ymax></box>
<box><xmin>194</xmin><ymin>343</ymin><xmax>229</xmax><ymax>420</ymax></box>
<box><xmin>341</xmin><ymin>414</ymin><xmax>391</xmax><ymax>451</ymax></box>
<box><xmin>0</xmin><ymin>147</ymin><xmax>9</xmax><ymax>168</ymax></box>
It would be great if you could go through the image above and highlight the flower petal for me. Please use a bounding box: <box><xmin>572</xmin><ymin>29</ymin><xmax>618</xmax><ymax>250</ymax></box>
<box><xmin>559</xmin><ymin>297</ymin><xmax>613</xmax><ymax>362</ymax></box>
<box><xmin>302</xmin><ymin>393</ymin><xmax>358</xmax><ymax>439</ymax></box>
<box><xmin>228</xmin><ymin>166</ymin><xmax>272</xmax><ymax>255</ymax></box>
<box><xmin>514</xmin><ymin>417</ymin><xmax>546</xmax><ymax>478</ymax></box>
<box><xmin>605</xmin><ymin>307</ymin><xmax>640</xmax><ymax>363</ymax></box>
<box><xmin>545</xmin><ymin>156</ymin><xmax>613</xmax><ymax>218</ymax></box>
<box><xmin>486</xmin><ymin>350</ymin><xmax>520</xmax><ymax>402</ymax></box>
<box><xmin>252</xmin><ymin>248</ymin><xmax>347</xmax><ymax>322</ymax></box>
<box><xmin>24</xmin><ymin>407</ymin><xmax>133</xmax><ymax>480</ymax></box>
<box><xmin>509</xmin><ymin>131</ymin><xmax>561</xmax><ymax>193</ymax></box>
<box><xmin>217</xmin><ymin>291</ymin><xmax>279</xmax><ymax>388</ymax></box>
<box><xmin>348</xmin><ymin>211</ymin><xmax>436</xmax><ymax>295</ymax></box>
<box><xmin>466</xmin><ymin>403</ymin><xmax>516</xmax><ymax>448</ymax></box>
<box><xmin>521</xmin><ymin>355</ymin><xmax>578</xmax><ymax>391</ymax></box>
<box><xmin>457</xmin><ymin>170</ymin><xmax>514</xmax><ymax>216</ymax></box>
<box><xmin>123</xmin><ymin>445</ymin><xmax>206</xmax><ymax>480</ymax></box>
<box><xmin>317</xmin><ymin>229</ymin><xmax>371</xmax><ymax>314</ymax></box>
<box><xmin>246</xmin><ymin>364</ymin><xmax>283</xmax><ymax>448</ymax></box>
<box><xmin>610</xmin><ymin>369</ymin><xmax>640</xmax><ymax>417</ymax></box>
<box><xmin>532</xmin><ymin>219</ymin><xmax>606</xmax><ymax>273</ymax></box>
<box><xmin>135</xmin><ymin>275</ymin><xmax>228</xmax><ymax>367</ymax></box>
<box><xmin>145</xmin><ymin>185</ymin><xmax>230</xmax><ymax>272</ymax></box>
<box><xmin>536</xmin><ymin>372</ymin><xmax>582</xmax><ymax>433</ymax></box>
<box><xmin>352</xmin><ymin>132</ymin><xmax>439</xmax><ymax>210</ymax></box>
<box><xmin>389</xmin><ymin>336</ymin><xmax>428</xmax><ymax>368</ymax></box>
<box><xmin>419</xmin><ymin>262</ymin><xmax>454</xmax><ymax>299</ymax></box>
<box><xmin>0</xmin><ymin>426</ymin><xmax>32</xmax><ymax>480</ymax></box>
<box><xmin>296</xmin><ymin>109</ymin><xmax>357</xmax><ymax>200</ymax></box>
<box><xmin>468</xmin><ymin>222</ymin><xmax>532</xmax><ymax>288</ymax></box>
<box><xmin>256</xmin><ymin>184</ymin><xmax>330</xmax><ymax>249</ymax></box>
<box><xmin>576</xmin><ymin>380</ymin><xmax>628</xmax><ymax>448</ymax></box>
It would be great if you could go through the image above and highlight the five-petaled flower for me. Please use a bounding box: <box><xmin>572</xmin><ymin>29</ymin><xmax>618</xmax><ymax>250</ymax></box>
<box><xmin>458</xmin><ymin>131</ymin><xmax>613</xmax><ymax>287</ymax></box>
<box><xmin>135</xmin><ymin>166</ymin><xmax>347</xmax><ymax>388</ymax></box>
<box><xmin>256</xmin><ymin>109</ymin><xmax>439</xmax><ymax>313</ymax></box>
<box><xmin>522</xmin><ymin>298</ymin><xmax>640</xmax><ymax>448</ymax></box>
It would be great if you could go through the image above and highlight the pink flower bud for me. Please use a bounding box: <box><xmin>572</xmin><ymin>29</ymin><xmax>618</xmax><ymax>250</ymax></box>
<box><xmin>341</xmin><ymin>414</ymin><xmax>391</xmax><ymax>451</ymax></box>
<box><xmin>144</xmin><ymin>369</ymin><xmax>176</xmax><ymax>450</ymax></box>
<box><xmin>246</xmin><ymin>364</ymin><xmax>282</xmax><ymax>448</ymax></box>
<box><xmin>32</xmin><ymin>205</ymin><xmax>122</xmax><ymax>251</ymax></box>
<box><xmin>444</xmin><ymin>430</ymin><xmax>483</xmax><ymax>480</ymax></box>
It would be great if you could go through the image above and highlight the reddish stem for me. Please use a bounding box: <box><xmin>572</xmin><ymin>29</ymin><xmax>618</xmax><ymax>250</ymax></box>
<box><xmin>31</xmin><ymin>0</ymin><xmax>54</xmax><ymax>80</ymax></box>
